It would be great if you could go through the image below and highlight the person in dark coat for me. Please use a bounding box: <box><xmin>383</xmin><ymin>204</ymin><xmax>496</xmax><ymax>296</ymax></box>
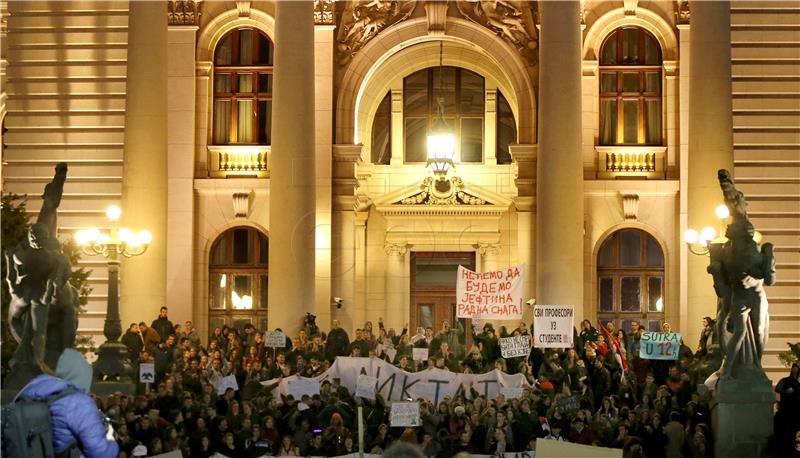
<box><xmin>17</xmin><ymin>349</ymin><xmax>119</xmax><ymax>458</ymax></box>
<box><xmin>122</xmin><ymin>322</ymin><xmax>144</xmax><ymax>361</ymax></box>
<box><xmin>151</xmin><ymin>306</ymin><xmax>175</xmax><ymax>343</ymax></box>
<box><xmin>325</xmin><ymin>319</ymin><xmax>350</xmax><ymax>361</ymax></box>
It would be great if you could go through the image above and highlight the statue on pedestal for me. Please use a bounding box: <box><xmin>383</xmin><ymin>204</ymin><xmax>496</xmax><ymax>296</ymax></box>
<box><xmin>707</xmin><ymin>169</ymin><xmax>775</xmax><ymax>384</ymax></box>
<box><xmin>5</xmin><ymin>163</ymin><xmax>79</xmax><ymax>378</ymax></box>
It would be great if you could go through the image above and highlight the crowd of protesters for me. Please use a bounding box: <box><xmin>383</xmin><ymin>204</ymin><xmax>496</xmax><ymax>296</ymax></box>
<box><xmin>96</xmin><ymin>306</ymin><xmax>800</xmax><ymax>458</ymax></box>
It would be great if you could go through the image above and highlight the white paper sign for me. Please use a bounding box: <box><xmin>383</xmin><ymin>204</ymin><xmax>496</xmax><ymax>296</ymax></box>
<box><xmin>533</xmin><ymin>304</ymin><xmax>574</xmax><ymax>348</ymax></box>
<box><xmin>287</xmin><ymin>378</ymin><xmax>321</xmax><ymax>399</ymax></box>
<box><xmin>500</xmin><ymin>336</ymin><xmax>530</xmax><ymax>358</ymax></box>
<box><xmin>356</xmin><ymin>375</ymin><xmax>377</xmax><ymax>400</ymax></box>
<box><xmin>214</xmin><ymin>375</ymin><xmax>239</xmax><ymax>395</ymax></box>
<box><xmin>499</xmin><ymin>387</ymin><xmax>524</xmax><ymax>399</ymax></box>
<box><xmin>390</xmin><ymin>402</ymin><xmax>420</xmax><ymax>427</ymax></box>
<box><xmin>264</xmin><ymin>331</ymin><xmax>286</xmax><ymax>348</ymax></box>
<box><xmin>412</xmin><ymin>348</ymin><xmax>429</xmax><ymax>361</ymax></box>
<box><xmin>139</xmin><ymin>363</ymin><xmax>155</xmax><ymax>383</ymax></box>
<box><xmin>456</xmin><ymin>265</ymin><xmax>525</xmax><ymax>320</ymax></box>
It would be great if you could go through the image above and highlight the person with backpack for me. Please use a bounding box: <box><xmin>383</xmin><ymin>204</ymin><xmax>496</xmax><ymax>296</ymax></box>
<box><xmin>2</xmin><ymin>348</ymin><xmax>118</xmax><ymax>458</ymax></box>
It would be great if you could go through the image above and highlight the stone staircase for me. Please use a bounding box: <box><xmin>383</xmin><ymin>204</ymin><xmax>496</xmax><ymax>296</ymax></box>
<box><xmin>2</xmin><ymin>1</ymin><xmax>129</xmax><ymax>342</ymax></box>
<box><xmin>731</xmin><ymin>0</ymin><xmax>800</xmax><ymax>382</ymax></box>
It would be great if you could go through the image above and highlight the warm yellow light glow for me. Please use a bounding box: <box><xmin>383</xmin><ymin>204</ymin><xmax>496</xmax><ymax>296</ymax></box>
<box><xmin>97</xmin><ymin>233</ymin><xmax>111</xmax><ymax>244</ymax></box>
<box><xmin>683</xmin><ymin>229</ymin><xmax>699</xmax><ymax>244</ymax></box>
<box><xmin>117</xmin><ymin>227</ymin><xmax>132</xmax><ymax>242</ymax></box>
<box><xmin>75</xmin><ymin>230</ymin><xmax>89</xmax><ymax>245</ymax></box>
<box><xmin>426</xmin><ymin>133</ymin><xmax>455</xmax><ymax>174</ymax></box>
<box><xmin>85</xmin><ymin>227</ymin><xmax>100</xmax><ymax>242</ymax></box>
<box><xmin>753</xmin><ymin>230</ymin><xmax>763</xmax><ymax>244</ymax></box>
<box><xmin>231</xmin><ymin>291</ymin><xmax>253</xmax><ymax>309</ymax></box>
<box><xmin>139</xmin><ymin>230</ymin><xmax>153</xmax><ymax>245</ymax></box>
<box><xmin>106</xmin><ymin>205</ymin><xmax>121</xmax><ymax>221</ymax></box>
<box><xmin>715</xmin><ymin>204</ymin><xmax>730</xmax><ymax>220</ymax></box>
<box><xmin>699</xmin><ymin>226</ymin><xmax>716</xmax><ymax>246</ymax></box>
<box><xmin>656</xmin><ymin>298</ymin><xmax>663</xmax><ymax>312</ymax></box>
<box><xmin>220</xmin><ymin>274</ymin><xmax>227</xmax><ymax>289</ymax></box>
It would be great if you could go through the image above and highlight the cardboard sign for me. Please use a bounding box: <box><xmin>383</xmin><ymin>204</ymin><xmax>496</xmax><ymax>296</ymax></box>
<box><xmin>287</xmin><ymin>378</ymin><xmax>321</xmax><ymax>399</ymax></box>
<box><xmin>356</xmin><ymin>375</ymin><xmax>377</xmax><ymax>400</ymax></box>
<box><xmin>264</xmin><ymin>331</ymin><xmax>286</xmax><ymax>348</ymax></box>
<box><xmin>456</xmin><ymin>265</ymin><xmax>525</xmax><ymax>320</ymax></box>
<box><xmin>139</xmin><ymin>363</ymin><xmax>155</xmax><ymax>383</ymax></box>
<box><xmin>412</xmin><ymin>348</ymin><xmax>429</xmax><ymax>362</ymax></box>
<box><xmin>390</xmin><ymin>402</ymin><xmax>420</xmax><ymax>427</ymax></box>
<box><xmin>554</xmin><ymin>395</ymin><xmax>580</xmax><ymax>413</ymax></box>
<box><xmin>499</xmin><ymin>387</ymin><xmax>524</xmax><ymax>399</ymax></box>
<box><xmin>214</xmin><ymin>375</ymin><xmax>239</xmax><ymax>395</ymax></box>
<box><xmin>533</xmin><ymin>305</ymin><xmax>574</xmax><ymax>348</ymax></box>
<box><xmin>639</xmin><ymin>332</ymin><xmax>681</xmax><ymax>360</ymax></box>
<box><xmin>500</xmin><ymin>336</ymin><xmax>530</xmax><ymax>358</ymax></box>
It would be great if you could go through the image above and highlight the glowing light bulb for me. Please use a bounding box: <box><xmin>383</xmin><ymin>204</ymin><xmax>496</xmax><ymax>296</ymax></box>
<box><xmin>117</xmin><ymin>227</ymin><xmax>132</xmax><ymax>242</ymax></box>
<box><xmin>715</xmin><ymin>204</ymin><xmax>730</xmax><ymax>220</ymax></box>
<box><xmin>699</xmin><ymin>226</ymin><xmax>716</xmax><ymax>246</ymax></box>
<box><xmin>656</xmin><ymin>298</ymin><xmax>663</xmax><ymax>312</ymax></box>
<box><xmin>139</xmin><ymin>230</ymin><xmax>153</xmax><ymax>244</ymax></box>
<box><xmin>106</xmin><ymin>205</ymin><xmax>121</xmax><ymax>221</ymax></box>
<box><xmin>684</xmin><ymin>229</ymin><xmax>699</xmax><ymax>244</ymax></box>
<box><xmin>75</xmin><ymin>230</ymin><xmax>89</xmax><ymax>245</ymax></box>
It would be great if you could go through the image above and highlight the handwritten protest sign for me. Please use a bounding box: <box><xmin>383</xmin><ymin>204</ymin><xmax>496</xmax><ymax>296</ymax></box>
<box><xmin>500</xmin><ymin>336</ymin><xmax>530</xmax><ymax>358</ymax></box>
<box><xmin>390</xmin><ymin>402</ymin><xmax>420</xmax><ymax>427</ymax></box>
<box><xmin>264</xmin><ymin>331</ymin><xmax>286</xmax><ymax>348</ymax></box>
<box><xmin>139</xmin><ymin>363</ymin><xmax>155</xmax><ymax>383</ymax></box>
<box><xmin>456</xmin><ymin>265</ymin><xmax>525</xmax><ymax>320</ymax></box>
<box><xmin>214</xmin><ymin>375</ymin><xmax>239</xmax><ymax>395</ymax></box>
<box><xmin>533</xmin><ymin>305</ymin><xmax>574</xmax><ymax>348</ymax></box>
<box><xmin>412</xmin><ymin>348</ymin><xmax>429</xmax><ymax>362</ymax></box>
<box><xmin>554</xmin><ymin>395</ymin><xmax>580</xmax><ymax>413</ymax></box>
<box><xmin>356</xmin><ymin>375</ymin><xmax>377</xmax><ymax>400</ymax></box>
<box><xmin>288</xmin><ymin>378</ymin><xmax>320</xmax><ymax>399</ymax></box>
<box><xmin>499</xmin><ymin>387</ymin><xmax>524</xmax><ymax>399</ymax></box>
<box><xmin>639</xmin><ymin>332</ymin><xmax>681</xmax><ymax>360</ymax></box>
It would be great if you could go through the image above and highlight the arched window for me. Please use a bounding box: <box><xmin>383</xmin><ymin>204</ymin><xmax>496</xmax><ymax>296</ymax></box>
<box><xmin>599</xmin><ymin>27</ymin><xmax>662</xmax><ymax>146</ymax></box>
<box><xmin>496</xmin><ymin>90</ymin><xmax>516</xmax><ymax>164</ymax></box>
<box><xmin>371</xmin><ymin>92</ymin><xmax>391</xmax><ymax>165</ymax></box>
<box><xmin>213</xmin><ymin>28</ymin><xmax>274</xmax><ymax>145</ymax></box>
<box><xmin>209</xmin><ymin>227</ymin><xmax>268</xmax><ymax>331</ymax></box>
<box><xmin>597</xmin><ymin>229</ymin><xmax>664</xmax><ymax>331</ymax></box>
<box><xmin>403</xmin><ymin>67</ymin><xmax>485</xmax><ymax>163</ymax></box>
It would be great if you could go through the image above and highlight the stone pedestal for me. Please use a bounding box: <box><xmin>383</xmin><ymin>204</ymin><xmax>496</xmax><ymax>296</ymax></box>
<box><xmin>711</xmin><ymin>377</ymin><xmax>774</xmax><ymax>458</ymax></box>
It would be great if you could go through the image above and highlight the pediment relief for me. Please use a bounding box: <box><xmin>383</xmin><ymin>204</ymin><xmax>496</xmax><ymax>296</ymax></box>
<box><xmin>372</xmin><ymin>176</ymin><xmax>512</xmax><ymax>217</ymax></box>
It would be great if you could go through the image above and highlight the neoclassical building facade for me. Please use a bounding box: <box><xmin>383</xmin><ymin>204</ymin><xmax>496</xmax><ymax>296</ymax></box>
<box><xmin>1</xmin><ymin>0</ymin><xmax>797</xmax><ymax>381</ymax></box>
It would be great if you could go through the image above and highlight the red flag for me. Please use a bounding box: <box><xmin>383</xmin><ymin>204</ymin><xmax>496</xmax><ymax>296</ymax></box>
<box><xmin>598</xmin><ymin>321</ymin><xmax>628</xmax><ymax>372</ymax></box>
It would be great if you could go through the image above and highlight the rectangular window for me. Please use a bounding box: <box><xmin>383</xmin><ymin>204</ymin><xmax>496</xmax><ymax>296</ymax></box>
<box><xmin>460</xmin><ymin>118</ymin><xmax>483</xmax><ymax>162</ymax></box>
<box><xmin>419</xmin><ymin>304</ymin><xmax>434</xmax><ymax>329</ymax></box>
<box><xmin>621</xmin><ymin>276</ymin><xmax>641</xmax><ymax>311</ymax></box>
<box><xmin>257</xmin><ymin>101</ymin><xmax>272</xmax><ymax>145</ymax></box>
<box><xmin>622</xmin><ymin>100</ymin><xmax>639</xmax><ymax>143</ymax></box>
<box><xmin>238</xmin><ymin>74</ymin><xmax>253</xmax><ymax>93</ymax></box>
<box><xmin>215</xmin><ymin>74</ymin><xmax>232</xmax><ymax>93</ymax></box>
<box><xmin>645</xmin><ymin>100</ymin><xmax>661</xmax><ymax>144</ymax></box>
<box><xmin>233</xmin><ymin>229</ymin><xmax>250</xmax><ymax>264</ymax></box>
<box><xmin>599</xmin><ymin>277</ymin><xmax>614</xmax><ymax>312</ymax></box>
<box><xmin>600</xmin><ymin>100</ymin><xmax>617</xmax><ymax>145</ymax></box>
<box><xmin>648</xmin><ymin>276</ymin><xmax>663</xmax><ymax>312</ymax></box>
<box><xmin>232</xmin><ymin>275</ymin><xmax>253</xmax><ymax>309</ymax></box>
<box><xmin>237</xmin><ymin>100</ymin><xmax>253</xmax><ymax>143</ymax></box>
<box><xmin>210</xmin><ymin>274</ymin><xmax>226</xmax><ymax>309</ymax></box>
<box><xmin>239</xmin><ymin>29</ymin><xmax>253</xmax><ymax>65</ymax></box>
<box><xmin>259</xmin><ymin>275</ymin><xmax>268</xmax><ymax>309</ymax></box>
<box><xmin>601</xmin><ymin>73</ymin><xmax>617</xmax><ymax>93</ymax></box>
<box><xmin>404</xmin><ymin>71</ymin><xmax>429</xmax><ymax>114</ymax></box>
<box><xmin>620</xmin><ymin>230</ymin><xmax>641</xmax><ymax>266</ymax></box>
<box><xmin>622</xmin><ymin>73</ymin><xmax>639</xmax><ymax>93</ymax></box>
<box><xmin>404</xmin><ymin>117</ymin><xmax>428</xmax><ymax>162</ymax></box>
<box><xmin>213</xmin><ymin>100</ymin><xmax>231</xmax><ymax>145</ymax></box>
<box><xmin>460</xmin><ymin>71</ymin><xmax>484</xmax><ymax>114</ymax></box>
<box><xmin>258</xmin><ymin>74</ymin><xmax>273</xmax><ymax>93</ymax></box>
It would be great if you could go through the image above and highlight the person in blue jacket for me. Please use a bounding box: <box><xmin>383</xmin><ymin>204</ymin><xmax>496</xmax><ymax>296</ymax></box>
<box><xmin>16</xmin><ymin>348</ymin><xmax>119</xmax><ymax>458</ymax></box>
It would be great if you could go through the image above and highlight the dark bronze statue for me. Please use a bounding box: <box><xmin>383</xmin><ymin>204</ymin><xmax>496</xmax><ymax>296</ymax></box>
<box><xmin>707</xmin><ymin>169</ymin><xmax>775</xmax><ymax>383</ymax></box>
<box><xmin>5</xmin><ymin>163</ymin><xmax>79</xmax><ymax>375</ymax></box>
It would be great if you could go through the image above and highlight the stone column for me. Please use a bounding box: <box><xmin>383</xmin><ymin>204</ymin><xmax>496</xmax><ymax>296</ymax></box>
<box><xmin>267</xmin><ymin>1</ymin><xmax>316</xmax><ymax>334</ymax></box>
<box><xmin>536</xmin><ymin>0</ymin><xmax>584</xmax><ymax>323</ymax></box>
<box><xmin>165</xmin><ymin>18</ymin><xmax>198</xmax><ymax>326</ymax></box>
<box><xmin>687</xmin><ymin>1</ymin><xmax>734</xmax><ymax>347</ymax></box>
<box><xmin>120</xmin><ymin>1</ymin><xmax>167</xmax><ymax>323</ymax></box>
<box><xmin>384</xmin><ymin>243</ymin><xmax>408</xmax><ymax>331</ymax></box>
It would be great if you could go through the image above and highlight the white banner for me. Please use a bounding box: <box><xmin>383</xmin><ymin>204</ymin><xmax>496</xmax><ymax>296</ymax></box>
<box><xmin>500</xmin><ymin>335</ymin><xmax>530</xmax><ymax>358</ymax></box>
<box><xmin>263</xmin><ymin>357</ymin><xmax>530</xmax><ymax>405</ymax></box>
<box><xmin>214</xmin><ymin>374</ymin><xmax>239</xmax><ymax>395</ymax></box>
<box><xmin>500</xmin><ymin>386</ymin><xmax>525</xmax><ymax>399</ymax></box>
<box><xmin>356</xmin><ymin>374</ymin><xmax>377</xmax><ymax>400</ymax></box>
<box><xmin>456</xmin><ymin>265</ymin><xmax>525</xmax><ymax>319</ymax></box>
<box><xmin>264</xmin><ymin>331</ymin><xmax>286</xmax><ymax>348</ymax></box>
<box><xmin>533</xmin><ymin>305</ymin><xmax>574</xmax><ymax>348</ymax></box>
<box><xmin>390</xmin><ymin>402</ymin><xmax>420</xmax><ymax>427</ymax></box>
<box><xmin>412</xmin><ymin>347</ymin><xmax>429</xmax><ymax>362</ymax></box>
<box><xmin>287</xmin><ymin>378</ymin><xmax>320</xmax><ymax>399</ymax></box>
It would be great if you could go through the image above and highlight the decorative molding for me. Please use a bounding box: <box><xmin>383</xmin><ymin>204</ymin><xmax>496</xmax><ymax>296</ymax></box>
<box><xmin>476</xmin><ymin>242</ymin><xmax>500</xmax><ymax>257</ymax></box>
<box><xmin>232</xmin><ymin>190</ymin><xmax>252</xmax><ymax>218</ymax></box>
<box><xmin>336</xmin><ymin>1</ymin><xmax>418</xmax><ymax>66</ymax></box>
<box><xmin>424</xmin><ymin>0</ymin><xmax>448</xmax><ymax>35</ymax></box>
<box><xmin>675</xmin><ymin>0</ymin><xmax>690</xmax><ymax>25</ymax></box>
<box><xmin>236</xmin><ymin>1</ymin><xmax>250</xmax><ymax>18</ymax></box>
<box><xmin>624</xmin><ymin>0</ymin><xmax>638</xmax><ymax>16</ymax></box>
<box><xmin>455</xmin><ymin>0</ymin><xmax>538</xmax><ymax>65</ymax></box>
<box><xmin>384</xmin><ymin>242</ymin><xmax>408</xmax><ymax>257</ymax></box>
<box><xmin>168</xmin><ymin>0</ymin><xmax>201</xmax><ymax>26</ymax></box>
<box><xmin>315</xmin><ymin>0</ymin><xmax>335</xmax><ymax>25</ymax></box>
<box><xmin>621</xmin><ymin>193</ymin><xmax>639</xmax><ymax>221</ymax></box>
<box><xmin>398</xmin><ymin>177</ymin><xmax>488</xmax><ymax>206</ymax></box>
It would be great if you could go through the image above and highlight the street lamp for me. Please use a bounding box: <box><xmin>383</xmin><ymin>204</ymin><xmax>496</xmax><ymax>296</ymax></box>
<box><xmin>75</xmin><ymin>205</ymin><xmax>151</xmax><ymax>388</ymax></box>
<box><xmin>426</xmin><ymin>41</ymin><xmax>455</xmax><ymax>181</ymax></box>
<box><xmin>684</xmin><ymin>203</ymin><xmax>761</xmax><ymax>255</ymax></box>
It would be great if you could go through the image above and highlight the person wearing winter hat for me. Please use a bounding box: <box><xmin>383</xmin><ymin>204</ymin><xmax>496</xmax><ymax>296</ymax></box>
<box><xmin>16</xmin><ymin>348</ymin><xmax>119</xmax><ymax>457</ymax></box>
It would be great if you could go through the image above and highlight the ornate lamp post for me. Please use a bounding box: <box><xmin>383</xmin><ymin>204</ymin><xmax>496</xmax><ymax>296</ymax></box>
<box><xmin>684</xmin><ymin>204</ymin><xmax>762</xmax><ymax>255</ymax></box>
<box><xmin>75</xmin><ymin>205</ymin><xmax>151</xmax><ymax>389</ymax></box>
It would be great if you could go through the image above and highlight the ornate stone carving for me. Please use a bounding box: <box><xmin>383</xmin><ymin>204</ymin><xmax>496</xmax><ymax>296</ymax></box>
<box><xmin>315</xmin><ymin>0</ymin><xmax>335</xmax><ymax>25</ymax></box>
<box><xmin>456</xmin><ymin>0</ymin><xmax>537</xmax><ymax>64</ymax></box>
<box><xmin>621</xmin><ymin>193</ymin><xmax>639</xmax><ymax>220</ymax></box>
<box><xmin>424</xmin><ymin>0</ymin><xmax>448</xmax><ymax>35</ymax></box>
<box><xmin>236</xmin><ymin>1</ymin><xmax>250</xmax><ymax>18</ymax></box>
<box><xmin>168</xmin><ymin>0</ymin><xmax>201</xmax><ymax>26</ymax></box>
<box><xmin>336</xmin><ymin>0</ymin><xmax>418</xmax><ymax>66</ymax></box>
<box><xmin>624</xmin><ymin>0</ymin><xmax>638</xmax><ymax>16</ymax></box>
<box><xmin>232</xmin><ymin>190</ymin><xmax>252</xmax><ymax>218</ymax></box>
<box><xmin>397</xmin><ymin>176</ymin><xmax>488</xmax><ymax>206</ymax></box>
<box><xmin>384</xmin><ymin>242</ymin><xmax>408</xmax><ymax>256</ymax></box>
<box><xmin>675</xmin><ymin>0</ymin><xmax>690</xmax><ymax>25</ymax></box>
<box><xmin>476</xmin><ymin>242</ymin><xmax>500</xmax><ymax>257</ymax></box>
